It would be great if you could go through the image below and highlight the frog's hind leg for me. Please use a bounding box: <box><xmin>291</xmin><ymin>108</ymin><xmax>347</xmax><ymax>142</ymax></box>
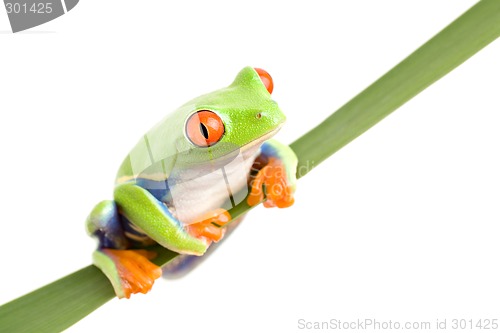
<box><xmin>86</xmin><ymin>200</ymin><xmax>162</xmax><ymax>298</ymax></box>
<box><xmin>113</xmin><ymin>183</ymin><xmax>212</xmax><ymax>255</ymax></box>
<box><xmin>86</xmin><ymin>200</ymin><xmax>129</xmax><ymax>249</ymax></box>
<box><xmin>92</xmin><ymin>248</ymin><xmax>161</xmax><ymax>298</ymax></box>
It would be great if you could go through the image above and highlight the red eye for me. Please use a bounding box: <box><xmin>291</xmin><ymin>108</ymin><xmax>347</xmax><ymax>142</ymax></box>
<box><xmin>186</xmin><ymin>110</ymin><xmax>225</xmax><ymax>147</ymax></box>
<box><xmin>254</xmin><ymin>68</ymin><xmax>274</xmax><ymax>94</ymax></box>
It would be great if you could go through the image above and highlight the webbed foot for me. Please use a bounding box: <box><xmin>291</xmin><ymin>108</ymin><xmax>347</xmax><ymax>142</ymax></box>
<box><xmin>93</xmin><ymin>249</ymin><xmax>162</xmax><ymax>299</ymax></box>
<box><xmin>247</xmin><ymin>157</ymin><xmax>295</xmax><ymax>208</ymax></box>
<box><xmin>186</xmin><ymin>208</ymin><xmax>231</xmax><ymax>243</ymax></box>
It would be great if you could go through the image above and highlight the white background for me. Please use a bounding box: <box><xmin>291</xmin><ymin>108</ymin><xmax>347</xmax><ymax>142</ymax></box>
<box><xmin>1</xmin><ymin>1</ymin><xmax>500</xmax><ymax>332</ymax></box>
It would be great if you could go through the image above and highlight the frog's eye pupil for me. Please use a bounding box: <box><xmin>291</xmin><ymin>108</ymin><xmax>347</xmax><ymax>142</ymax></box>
<box><xmin>186</xmin><ymin>110</ymin><xmax>225</xmax><ymax>147</ymax></box>
<box><xmin>200</xmin><ymin>123</ymin><xmax>209</xmax><ymax>139</ymax></box>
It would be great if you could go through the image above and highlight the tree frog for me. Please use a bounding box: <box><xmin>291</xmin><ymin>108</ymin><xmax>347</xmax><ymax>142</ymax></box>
<box><xmin>86</xmin><ymin>67</ymin><xmax>298</xmax><ymax>298</ymax></box>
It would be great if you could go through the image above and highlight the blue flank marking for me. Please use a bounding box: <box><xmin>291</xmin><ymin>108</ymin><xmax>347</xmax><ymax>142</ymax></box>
<box><xmin>134</xmin><ymin>177</ymin><xmax>180</xmax><ymax>227</ymax></box>
<box><xmin>94</xmin><ymin>205</ymin><xmax>124</xmax><ymax>249</ymax></box>
<box><xmin>135</xmin><ymin>178</ymin><xmax>170</xmax><ymax>202</ymax></box>
<box><xmin>260</xmin><ymin>141</ymin><xmax>280</xmax><ymax>158</ymax></box>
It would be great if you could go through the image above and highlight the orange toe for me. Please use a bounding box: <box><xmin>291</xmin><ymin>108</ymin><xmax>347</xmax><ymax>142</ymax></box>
<box><xmin>247</xmin><ymin>157</ymin><xmax>295</xmax><ymax>208</ymax></box>
<box><xmin>102</xmin><ymin>249</ymin><xmax>162</xmax><ymax>298</ymax></box>
<box><xmin>187</xmin><ymin>209</ymin><xmax>231</xmax><ymax>243</ymax></box>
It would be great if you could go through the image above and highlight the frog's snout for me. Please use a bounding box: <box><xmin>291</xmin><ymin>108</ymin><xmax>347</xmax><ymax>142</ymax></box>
<box><xmin>253</xmin><ymin>108</ymin><xmax>286</xmax><ymax>129</ymax></box>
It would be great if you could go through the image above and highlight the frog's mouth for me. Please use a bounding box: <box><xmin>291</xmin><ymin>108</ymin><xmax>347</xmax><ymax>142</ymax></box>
<box><xmin>185</xmin><ymin>124</ymin><xmax>282</xmax><ymax>169</ymax></box>
<box><xmin>239</xmin><ymin>124</ymin><xmax>283</xmax><ymax>154</ymax></box>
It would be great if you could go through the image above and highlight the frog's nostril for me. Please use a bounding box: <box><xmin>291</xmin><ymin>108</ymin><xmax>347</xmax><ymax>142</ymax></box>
<box><xmin>256</xmin><ymin>112</ymin><xmax>262</xmax><ymax>119</ymax></box>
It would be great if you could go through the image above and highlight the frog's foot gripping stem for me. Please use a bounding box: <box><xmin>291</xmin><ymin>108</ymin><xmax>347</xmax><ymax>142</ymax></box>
<box><xmin>93</xmin><ymin>249</ymin><xmax>162</xmax><ymax>299</ymax></box>
<box><xmin>247</xmin><ymin>139</ymin><xmax>298</xmax><ymax>208</ymax></box>
<box><xmin>186</xmin><ymin>208</ymin><xmax>231</xmax><ymax>243</ymax></box>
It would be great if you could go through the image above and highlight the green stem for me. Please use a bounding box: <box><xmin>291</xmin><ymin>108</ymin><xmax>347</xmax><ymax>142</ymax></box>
<box><xmin>290</xmin><ymin>0</ymin><xmax>500</xmax><ymax>176</ymax></box>
<box><xmin>1</xmin><ymin>1</ymin><xmax>499</xmax><ymax>332</ymax></box>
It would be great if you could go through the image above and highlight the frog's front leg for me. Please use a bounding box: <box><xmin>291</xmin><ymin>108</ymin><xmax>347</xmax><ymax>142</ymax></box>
<box><xmin>186</xmin><ymin>208</ymin><xmax>232</xmax><ymax>242</ymax></box>
<box><xmin>248</xmin><ymin>139</ymin><xmax>298</xmax><ymax>208</ymax></box>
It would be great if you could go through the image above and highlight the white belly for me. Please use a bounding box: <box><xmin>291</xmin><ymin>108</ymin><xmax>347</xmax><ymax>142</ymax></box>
<box><xmin>167</xmin><ymin>146</ymin><xmax>259</xmax><ymax>225</ymax></box>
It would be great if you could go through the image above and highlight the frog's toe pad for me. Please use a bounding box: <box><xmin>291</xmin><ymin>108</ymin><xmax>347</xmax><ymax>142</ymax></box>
<box><xmin>247</xmin><ymin>157</ymin><xmax>295</xmax><ymax>208</ymax></box>
<box><xmin>187</xmin><ymin>209</ymin><xmax>231</xmax><ymax>243</ymax></box>
<box><xmin>98</xmin><ymin>249</ymin><xmax>162</xmax><ymax>299</ymax></box>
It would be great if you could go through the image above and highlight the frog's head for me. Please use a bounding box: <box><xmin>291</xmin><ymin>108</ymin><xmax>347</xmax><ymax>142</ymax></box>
<box><xmin>117</xmin><ymin>67</ymin><xmax>287</xmax><ymax>182</ymax></box>
<box><xmin>172</xmin><ymin>66</ymin><xmax>286</xmax><ymax>168</ymax></box>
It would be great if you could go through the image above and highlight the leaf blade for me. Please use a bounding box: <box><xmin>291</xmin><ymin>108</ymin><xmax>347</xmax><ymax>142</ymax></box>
<box><xmin>290</xmin><ymin>0</ymin><xmax>500</xmax><ymax>175</ymax></box>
